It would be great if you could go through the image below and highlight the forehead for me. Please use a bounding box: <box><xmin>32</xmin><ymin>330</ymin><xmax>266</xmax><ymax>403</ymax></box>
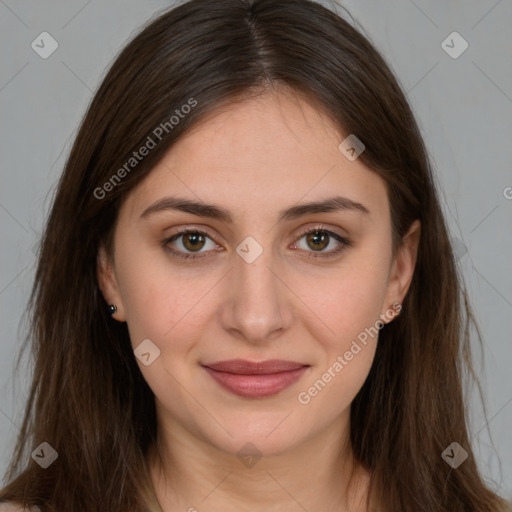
<box><xmin>121</xmin><ymin>90</ymin><xmax>389</xmax><ymax>224</ymax></box>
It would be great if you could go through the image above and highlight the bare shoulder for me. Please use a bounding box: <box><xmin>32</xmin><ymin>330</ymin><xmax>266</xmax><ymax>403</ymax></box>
<box><xmin>0</xmin><ymin>503</ymin><xmax>38</xmax><ymax>512</ymax></box>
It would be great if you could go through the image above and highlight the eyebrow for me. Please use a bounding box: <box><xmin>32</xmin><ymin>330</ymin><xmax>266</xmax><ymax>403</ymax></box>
<box><xmin>139</xmin><ymin>195</ymin><xmax>370</xmax><ymax>223</ymax></box>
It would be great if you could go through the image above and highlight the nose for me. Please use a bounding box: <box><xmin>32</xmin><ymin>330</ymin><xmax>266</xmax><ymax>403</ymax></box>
<box><xmin>218</xmin><ymin>244</ymin><xmax>292</xmax><ymax>345</ymax></box>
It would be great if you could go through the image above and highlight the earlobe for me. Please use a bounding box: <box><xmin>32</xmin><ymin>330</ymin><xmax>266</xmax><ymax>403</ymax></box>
<box><xmin>96</xmin><ymin>244</ymin><xmax>126</xmax><ymax>322</ymax></box>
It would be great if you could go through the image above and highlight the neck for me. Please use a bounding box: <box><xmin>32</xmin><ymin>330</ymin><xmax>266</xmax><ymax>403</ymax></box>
<box><xmin>147</xmin><ymin>410</ymin><xmax>371</xmax><ymax>512</ymax></box>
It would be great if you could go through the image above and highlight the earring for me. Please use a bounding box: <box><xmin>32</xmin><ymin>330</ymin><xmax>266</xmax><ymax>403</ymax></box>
<box><xmin>108</xmin><ymin>304</ymin><xmax>117</xmax><ymax>315</ymax></box>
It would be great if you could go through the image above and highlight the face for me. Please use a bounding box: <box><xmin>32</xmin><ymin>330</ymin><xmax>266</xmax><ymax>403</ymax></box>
<box><xmin>98</xmin><ymin>90</ymin><xmax>419</xmax><ymax>459</ymax></box>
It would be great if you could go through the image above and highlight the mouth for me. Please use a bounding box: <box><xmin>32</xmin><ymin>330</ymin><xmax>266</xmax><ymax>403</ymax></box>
<box><xmin>201</xmin><ymin>359</ymin><xmax>310</xmax><ymax>398</ymax></box>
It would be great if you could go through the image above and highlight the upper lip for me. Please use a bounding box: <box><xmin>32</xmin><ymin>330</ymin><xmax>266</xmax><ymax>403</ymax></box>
<box><xmin>203</xmin><ymin>359</ymin><xmax>308</xmax><ymax>375</ymax></box>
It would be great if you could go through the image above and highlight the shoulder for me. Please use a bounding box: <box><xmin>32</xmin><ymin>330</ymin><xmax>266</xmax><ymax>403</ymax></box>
<box><xmin>0</xmin><ymin>503</ymin><xmax>39</xmax><ymax>512</ymax></box>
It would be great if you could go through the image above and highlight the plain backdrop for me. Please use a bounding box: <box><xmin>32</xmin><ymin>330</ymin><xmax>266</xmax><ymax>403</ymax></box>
<box><xmin>1</xmin><ymin>0</ymin><xmax>511</xmax><ymax>501</ymax></box>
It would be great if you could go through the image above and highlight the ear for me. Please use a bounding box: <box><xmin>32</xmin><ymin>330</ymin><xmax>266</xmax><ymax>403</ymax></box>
<box><xmin>381</xmin><ymin>219</ymin><xmax>421</xmax><ymax>322</ymax></box>
<box><xmin>97</xmin><ymin>244</ymin><xmax>126</xmax><ymax>322</ymax></box>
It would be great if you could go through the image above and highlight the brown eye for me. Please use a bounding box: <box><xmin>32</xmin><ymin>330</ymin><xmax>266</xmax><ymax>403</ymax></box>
<box><xmin>163</xmin><ymin>229</ymin><xmax>218</xmax><ymax>260</ymax></box>
<box><xmin>293</xmin><ymin>227</ymin><xmax>352</xmax><ymax>259</ymax></box>
<box><xmin>305</xmin><ymin>231</ymin><xmax>329</xmax><ymax>251</ymax></box>
<box><xmin>181</xmin><ymin>232</ymin><xmax>206</xmax><ymax>252</ymax></box>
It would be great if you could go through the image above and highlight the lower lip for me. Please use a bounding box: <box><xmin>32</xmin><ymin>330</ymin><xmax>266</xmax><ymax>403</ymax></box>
<box><xmin>203</xmin><ymin>366</ymin><xmax>309</xmax><ymax>398</ymax></box>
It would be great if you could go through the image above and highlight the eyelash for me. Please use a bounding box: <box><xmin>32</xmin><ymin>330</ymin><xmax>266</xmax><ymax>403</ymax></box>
<box><xmin>161</xmin><ymin>226</ymin><xmax>352</xmax><ymax>261</ymax></box>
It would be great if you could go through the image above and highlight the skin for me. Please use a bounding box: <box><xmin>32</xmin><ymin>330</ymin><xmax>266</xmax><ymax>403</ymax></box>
<box><xmin>97</xmin><ymin>89</ymin><xmax>420</xmax><ymax>512</ymax></box>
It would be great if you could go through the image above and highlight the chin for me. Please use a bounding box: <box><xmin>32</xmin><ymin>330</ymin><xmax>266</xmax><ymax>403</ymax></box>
<box><xmin>202</xmin><ymin>417</ymin><xmax>307</xmax><ymax>461</ymax></box>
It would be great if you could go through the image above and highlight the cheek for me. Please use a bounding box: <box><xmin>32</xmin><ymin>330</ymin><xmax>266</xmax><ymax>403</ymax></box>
<box><xmin>296</xmin><ymin>273</ymin><xmax>387</xmax><ymax>416</ymax></box>
<box><xmin>296</xmin><ymin>342</ymin><xmax>376</xmax><ymax>425</ymax></box>
<box><xmin>294</xmin><ymin>243</ymin><xmax>390</xmax><ymax>407</ymax></box>
<box><xmin>114</xmin><ymin>252</ymin><xmax>212</xmax><ymax>417</ymax></box>
<box><xmin>301</xmin><ymin>246</ymin><xmax>390</xmax><ymax>348</ymax></box>
<box><xmin>115</xmin><ymin>241</ymin><xmax>223</xmax><ymax>360</ymax></box>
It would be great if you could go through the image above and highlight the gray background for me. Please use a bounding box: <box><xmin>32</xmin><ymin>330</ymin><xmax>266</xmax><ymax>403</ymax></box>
<box><xmin>1</xmin><ymin>0</ymin><xmax>511</xmax><ymax>500</ymax></box>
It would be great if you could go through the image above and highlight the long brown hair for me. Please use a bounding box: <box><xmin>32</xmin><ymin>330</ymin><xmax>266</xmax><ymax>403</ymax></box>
<box><xmin>1</xmin><ymin>1</ymin><xmax>509</xmax><ymax>511</ymax></box>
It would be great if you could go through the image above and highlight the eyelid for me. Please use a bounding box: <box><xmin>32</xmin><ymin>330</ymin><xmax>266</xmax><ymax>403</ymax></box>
<box><xmin>293</xmin><ymin>223</ymin><xmax>349</xmax><ymax>243</ymax></box>
<box><xmin>164</xmin><ymin>225</ymin><xmax>221</xmax><ymax>243</ymax></box>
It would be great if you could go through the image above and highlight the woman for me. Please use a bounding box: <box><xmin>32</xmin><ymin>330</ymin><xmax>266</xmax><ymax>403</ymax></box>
<box><xmin>0</xmin><ymin>0</ymin><xmax>509</xmax><ymax>510</ymax></box>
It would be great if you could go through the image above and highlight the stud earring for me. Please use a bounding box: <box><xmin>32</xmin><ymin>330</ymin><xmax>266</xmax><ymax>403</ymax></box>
<box><xmin>108</xmin><ymin>304</ymin><xmax>117</xmax><ymax>315</ymax></box>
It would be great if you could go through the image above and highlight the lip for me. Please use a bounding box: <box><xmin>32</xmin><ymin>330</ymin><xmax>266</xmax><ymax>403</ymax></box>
<box><xmin>202</xmin><ymin>359</ymin><xmax>310</xmax><ymax>398</ymax></box>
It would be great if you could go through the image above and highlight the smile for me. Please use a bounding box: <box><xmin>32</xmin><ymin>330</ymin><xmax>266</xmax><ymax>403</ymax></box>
<box><xmin>202</xmin><ymin>359</ymin><xmax>310</xmax><ymax>398</ymax></box>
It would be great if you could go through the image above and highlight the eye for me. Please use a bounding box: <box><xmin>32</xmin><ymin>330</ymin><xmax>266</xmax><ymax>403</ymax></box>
<box><xmin>292</xmin><ymin>226</ymin><xmax>352</xmax><ymax>259</ymax></box>
<box><xmin>162</xmin><ymin>225</ymin><xmax>352</xmax><ymax>262</ymax></box>
<box><xmin>162</xmin><ymin>228</ymin><xmax>219</xmax><ymax>260</ymax></box>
